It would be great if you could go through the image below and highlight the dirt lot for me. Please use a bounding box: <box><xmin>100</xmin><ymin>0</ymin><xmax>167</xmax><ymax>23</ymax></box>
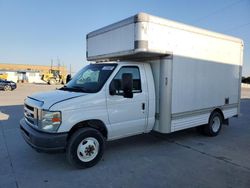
<box><xmin>0</xmin><ymin>84</ymin><xmax>250</xmax><ymax>188</ymax></box>
<box><xmin>242</xmin><ymin>87</ymin><xmax>250</xmax><ymax>99</ymax></box>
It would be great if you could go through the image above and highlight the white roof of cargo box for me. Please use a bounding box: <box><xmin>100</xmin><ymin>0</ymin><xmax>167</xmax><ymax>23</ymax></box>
<box><xmin>87</xmin><ymin>13</ymin><xmax>243</xmax><ymax>65</ymax></box>
<box><xmin>87</xmin><ymin>12</ymin><xmax>242</xmax><ymax>44</ymax></box>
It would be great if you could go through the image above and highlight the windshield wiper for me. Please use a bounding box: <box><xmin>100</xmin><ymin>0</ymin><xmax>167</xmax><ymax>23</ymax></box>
<box><xmin>72</xmin><ymin>86</ymin><xmax>88</xmax><ymax>92</ymax></box>
<box><xmin>59</xmin><ymin>86</ymin><xmax>88</xmax><ymax>93</ymax></box>
<box><xmin>59</xmin><ymin>86</ymin><xmax>71</xmax><ymax>91</ymax></box>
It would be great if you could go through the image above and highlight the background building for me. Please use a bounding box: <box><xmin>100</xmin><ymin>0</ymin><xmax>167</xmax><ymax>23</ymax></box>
<box><xmin>0</xmin><ymin>63</ymin><xmax>68</xmax><ymax>83</ymax></box>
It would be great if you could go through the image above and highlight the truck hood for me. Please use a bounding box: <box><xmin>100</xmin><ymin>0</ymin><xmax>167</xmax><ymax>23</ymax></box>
<box><xmin>27</xmin><ymin>90</ymin><xmax>87</xmax><ymax>109</ymax></box>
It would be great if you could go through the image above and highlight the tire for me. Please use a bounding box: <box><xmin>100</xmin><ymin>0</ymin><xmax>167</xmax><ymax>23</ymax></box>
<box><xmin>66</xmin><ymin>128</ymin><xmax>105</xmax><ymax>169</ymax></box>
<box><xmin>203</xmin><ymin>111</ymin><xmax>223</xmax><ymax>137</ymax></box>
<box><xmin>4</xmin><ymin>85</ymin><xmax>12</xmax><ymax>91</ymax></box>
<box><xmin>49</xmin><ymin>79</ymin><xmax>56</xmax><ymax>85</ymax></box>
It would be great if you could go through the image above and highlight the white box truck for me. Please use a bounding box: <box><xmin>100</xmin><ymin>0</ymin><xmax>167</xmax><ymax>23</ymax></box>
<box><xmin>20</xmin><ymin>13</ymin><xmax>244</xmax><ymax>168</ymax></box>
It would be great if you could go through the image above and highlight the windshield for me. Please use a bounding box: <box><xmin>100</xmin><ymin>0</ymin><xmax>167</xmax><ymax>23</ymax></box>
<box><xmin>61</xmin><ymin>63</ymin><xmax>117</xmax><ymax>93</ymax></box>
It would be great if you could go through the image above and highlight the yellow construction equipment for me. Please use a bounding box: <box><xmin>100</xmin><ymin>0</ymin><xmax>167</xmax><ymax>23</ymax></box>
<box><xmin>41</xmin><ymin>69</ymin><xmax>67</xmax><ymax>85</ymax></box>
<box><xmin>0</xmin><ymin>73</ymin><xmax>7</xmax><ymax>80</ymax></box>
<box><xmin>0</xmin><ymin>63</ymin><xmax>68</xmax><ymax>85</ymax></box>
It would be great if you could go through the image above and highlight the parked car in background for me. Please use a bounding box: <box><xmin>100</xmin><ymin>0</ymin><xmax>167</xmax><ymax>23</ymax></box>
<box><xmin>0</xmin><ymin>79</ymin><xmax>17</xmax><ymax>91</ymax></box>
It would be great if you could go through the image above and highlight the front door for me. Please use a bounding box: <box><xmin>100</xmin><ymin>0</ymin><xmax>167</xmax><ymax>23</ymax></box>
<box><xmin>106</xmin><ymin>65</ymin><xmax>147</xmax><ymax>139</ymax></box>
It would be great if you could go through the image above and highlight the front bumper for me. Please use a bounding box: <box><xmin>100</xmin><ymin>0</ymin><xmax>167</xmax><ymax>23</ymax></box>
<box><xmin>20</xmin><ymin>118</ymin><xmax>68</xmax><ymax>152</ymax></box>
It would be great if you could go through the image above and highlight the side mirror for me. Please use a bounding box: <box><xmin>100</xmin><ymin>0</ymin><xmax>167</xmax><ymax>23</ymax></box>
<box><xmin>109</xmin><ymin>80</ymin><xmax>116</xmax><ymax>95</ymax></box>
<box><xmin>122</xmin><ymin>73</ymin><xmax>133</xmax><ymax>98</ymax></box>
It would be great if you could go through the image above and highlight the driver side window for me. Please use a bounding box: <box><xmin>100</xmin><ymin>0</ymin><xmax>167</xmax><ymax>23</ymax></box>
<box><xmin>110</xmin><ymin>66</ymin><xmax>142</xmax><ymax>95</ymax></box>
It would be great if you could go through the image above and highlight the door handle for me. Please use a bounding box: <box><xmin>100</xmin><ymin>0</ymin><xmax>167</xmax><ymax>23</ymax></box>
<box><xmin>142</xmin><ymin>103</ymin><xmax>145</xmax><ymax>110</ymax></box>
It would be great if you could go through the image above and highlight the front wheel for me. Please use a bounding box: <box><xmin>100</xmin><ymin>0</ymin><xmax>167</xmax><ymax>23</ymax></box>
<box><xmin>48</xmin><ymin>79</ymin><xmax>56</xmax><ymax>85</ymax></box>
<box><xmin>203</xmin><ymin>111</ymin><xmax>223</xmax><ymax>137</ymax></box>
<box><xmin>66</xmin><ymin>128</ymin><xmax>105</xmax><ymax>168</ymax></box>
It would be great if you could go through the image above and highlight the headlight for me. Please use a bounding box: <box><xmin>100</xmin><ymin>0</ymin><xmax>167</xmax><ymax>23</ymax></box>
<box><xmin>40</xmin><ymin>111</ymin><xmax>61</xmax><ymax>132</ymax></box>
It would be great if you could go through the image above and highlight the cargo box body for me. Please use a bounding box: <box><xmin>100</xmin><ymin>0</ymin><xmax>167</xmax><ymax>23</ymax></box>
<box><xmin>87</xmin><ymin>13</ymin><xmax>243</xmax><ymax>133</ymax></box>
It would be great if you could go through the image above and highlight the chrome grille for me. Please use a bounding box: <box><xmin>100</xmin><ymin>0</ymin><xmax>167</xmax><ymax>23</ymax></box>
<box><xmin>24</xmin><ymin>104</ymin><xmax>38</xmax><ymax>127</ymax></box>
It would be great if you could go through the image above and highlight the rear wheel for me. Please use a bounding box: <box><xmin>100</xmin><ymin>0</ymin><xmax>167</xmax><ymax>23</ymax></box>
<box><xmin>203</xmin><ymin>111</ymin><xmax>223</xmax><ymax>137</ymax></box>
<box><xmin>48</xmin><ymin>79</ymin><xmax>56</xmax><ymax>85</ymax></box>
<box><xmin>4</xmin><ymin>85</ymin><xmax>12</xmax><ymax>91</ymax></box>
<box><xmin>66</xmin><ymin>128</ymin><xmax>105</xmax><ymax>168</ymax></box>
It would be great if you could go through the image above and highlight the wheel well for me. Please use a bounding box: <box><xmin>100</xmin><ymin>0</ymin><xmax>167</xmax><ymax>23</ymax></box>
<box><xmin>67</xmin><ymin>120</ymin><xmax>108</xmax><ymax>140</ymax></box>
<box><xmin>210</xmin><ymin>108</ymin><xmax>225</xmax><ymax>121</ymax></box>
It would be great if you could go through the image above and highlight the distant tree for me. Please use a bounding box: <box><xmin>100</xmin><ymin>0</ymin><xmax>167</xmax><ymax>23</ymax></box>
<box><xmin>247</xmin><ymin>77</ymin><xmax>250</xmax><ymax>84</ymax></box>
<box><xmin>242</xmin><ymin>76</ymin><xmax>250</xmax><ymax>84</ymax></box>
<box><xmin>242</xmin><ymin>77</ymin><xmax>245</xmax><ymax>83</ymax></box>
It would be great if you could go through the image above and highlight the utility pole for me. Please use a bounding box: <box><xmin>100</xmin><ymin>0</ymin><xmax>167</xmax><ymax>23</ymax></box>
<box><xmin>57</xmin><ymin>57</ymin><xmax>60</xmax><ymax>71</ymax></box>
<box><xmin>51</xmin><ymin>59</ymin><xmax>53</xmax><ymax>70</ymax></box>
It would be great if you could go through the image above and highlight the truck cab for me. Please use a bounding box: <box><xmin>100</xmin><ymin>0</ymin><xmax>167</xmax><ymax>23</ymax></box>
<box><xmin>20</xmin><ymin>61</ymin><xmax>155</xmax><ymax>168</ymax></box>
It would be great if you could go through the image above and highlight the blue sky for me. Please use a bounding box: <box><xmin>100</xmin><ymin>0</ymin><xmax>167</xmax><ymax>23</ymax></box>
<box><xmin>0</xmin><ymin>0</ymin><xmax>249</xmax><ymax>75</ymax></box>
